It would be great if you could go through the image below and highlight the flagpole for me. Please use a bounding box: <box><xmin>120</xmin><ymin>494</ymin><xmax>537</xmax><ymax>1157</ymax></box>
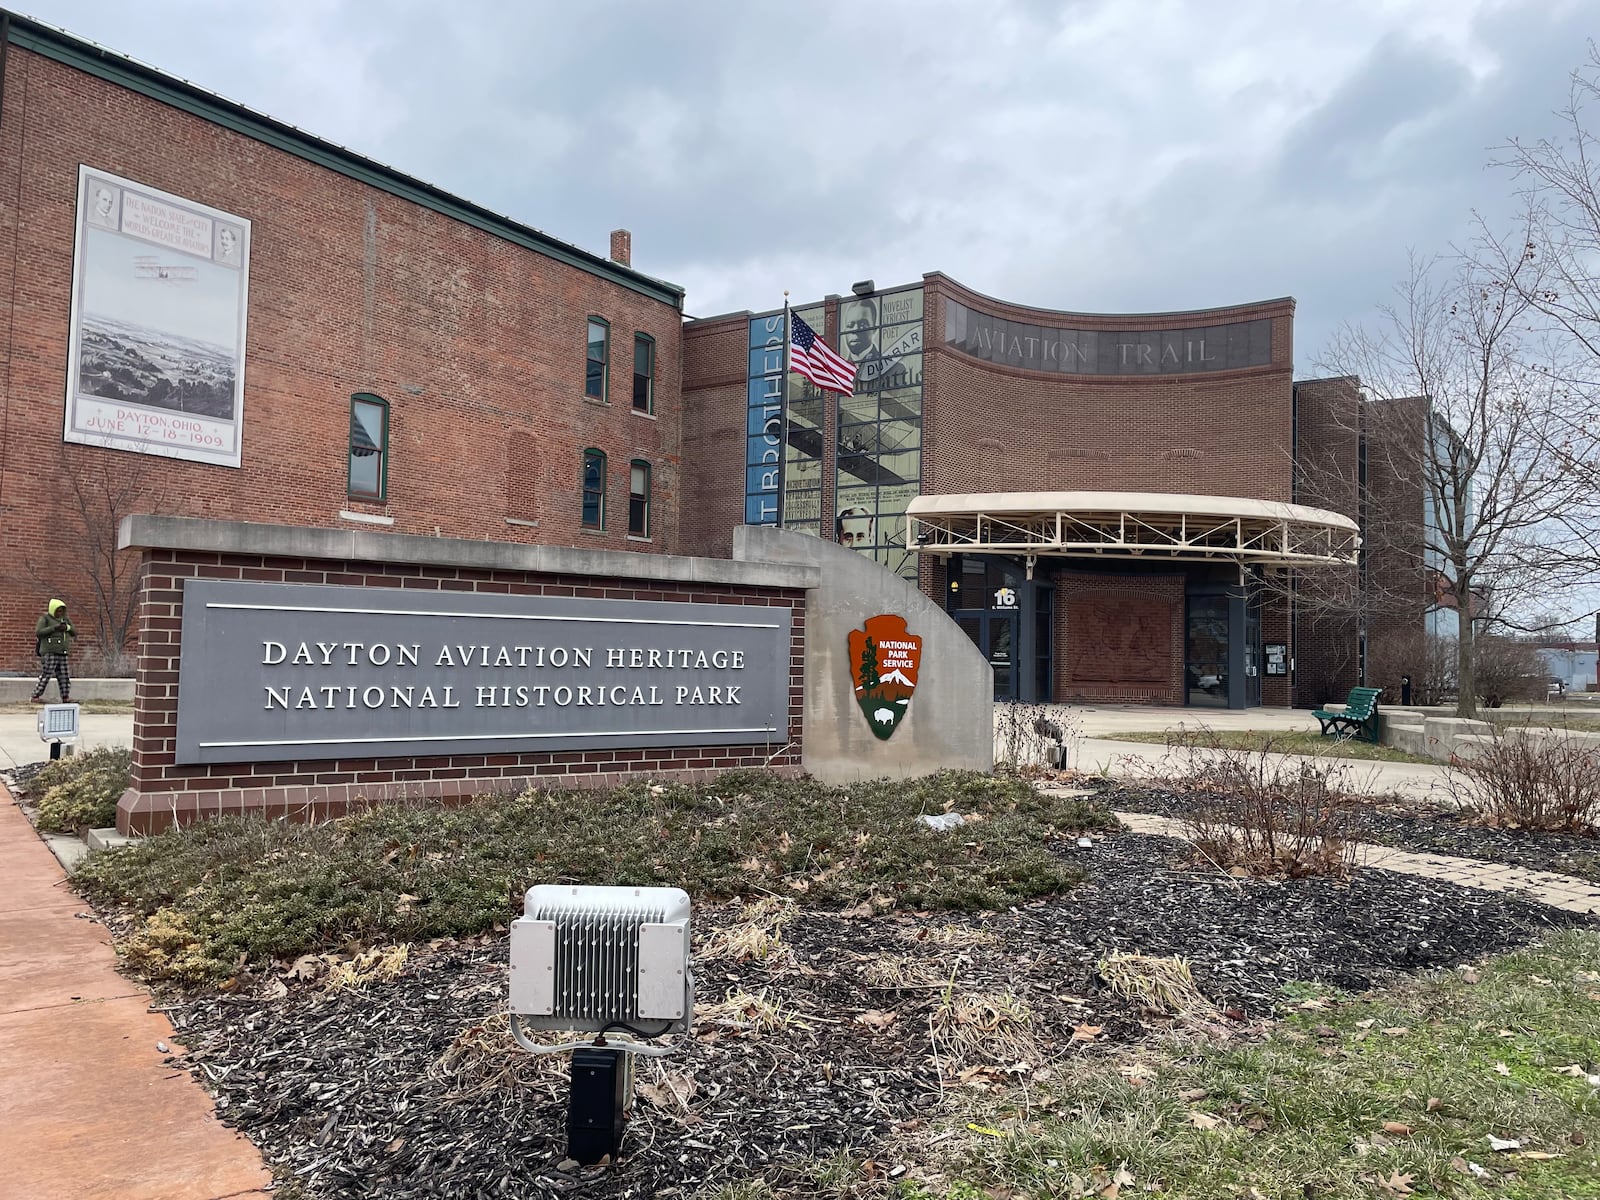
<box><xmin>777</xmin><ymin>290</ymin><xmax>790</xmax><ymax>528</ymax></box>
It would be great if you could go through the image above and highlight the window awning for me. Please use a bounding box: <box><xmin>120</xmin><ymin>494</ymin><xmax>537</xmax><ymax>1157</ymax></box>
<box><xmin>906</xmin><ymin>491</ymin><xmax>1359</xmax><ymax>566</ymax></box>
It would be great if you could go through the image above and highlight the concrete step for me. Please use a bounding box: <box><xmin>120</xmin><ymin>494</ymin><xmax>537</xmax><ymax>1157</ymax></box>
<box><xmin>85</xmin><ymin>826</ymin><xmax>138</xmax><ymax>852</ymax></box>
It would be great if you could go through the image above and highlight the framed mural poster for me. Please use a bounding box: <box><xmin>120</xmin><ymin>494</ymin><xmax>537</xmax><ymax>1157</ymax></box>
<box><xmin>64</xmin><ymin>166</ymin><xmax>250</xmax><ymax>467</ymax></box>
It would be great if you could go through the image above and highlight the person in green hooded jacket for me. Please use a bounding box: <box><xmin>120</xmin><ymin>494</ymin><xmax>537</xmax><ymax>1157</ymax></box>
<box><xmin>31</xmin><ymin>598</ymin><xmax>75</xmax><ymax>703</ymax></box>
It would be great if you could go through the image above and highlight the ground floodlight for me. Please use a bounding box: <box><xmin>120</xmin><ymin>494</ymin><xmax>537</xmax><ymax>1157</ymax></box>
<box><xmin>36</xmin><ymin>703</ymin><xmax>80</xmax><ymax>760</ymax></box>
<box><xmin>509</xmin><ymin>884</ymin><xmax>693</xmax><ymax>1164</ymax></box>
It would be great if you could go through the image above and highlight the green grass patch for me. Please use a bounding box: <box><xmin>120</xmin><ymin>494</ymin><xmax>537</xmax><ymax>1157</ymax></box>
<box><xmin>1112</xmin><ymin>728</ymin><xmax>1434</xmax><ymax>764</ymax></box>
<box><xmin>1495</xmin><ymin>715</ymin><xmax>1600</xmax><ymax>735</ymax></box>
<box><xmin>935</xmin><ymin>929</ymin><xmax>1600</xmax><ymax>1199</ymax></box>
<box><xmin>72</xmin><ymin>770</ymin><xmax>1116</xmax><ymax>988</ymax></box>
<box><xmin>29</xmin><ymin>745</ymin><xmax>132</xmax><ymax>833</ymax></box>
<box><xmin>0</xmin><ymin>700</ymin><xmax>134</xmax><ymax>714</ymax></box>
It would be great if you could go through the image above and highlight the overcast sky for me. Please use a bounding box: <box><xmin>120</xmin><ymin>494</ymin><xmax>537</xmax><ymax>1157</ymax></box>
<box><xmin>18</xmin><ymin>0</ymin><xmax>1597</xmax><ymax>366</ymax></box>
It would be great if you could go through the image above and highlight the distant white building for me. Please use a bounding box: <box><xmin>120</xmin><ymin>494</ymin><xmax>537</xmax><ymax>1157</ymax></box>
<box><xmin>1538</xmin><ymin>646</ymin><xmax>1597</xmax><ymax>693</ymax></box>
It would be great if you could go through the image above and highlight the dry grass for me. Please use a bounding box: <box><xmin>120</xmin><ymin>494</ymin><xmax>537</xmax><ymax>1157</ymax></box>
<box><xmin>696</xmin><ymin>897</ymin><xmax>798</xmax><ymax>967</ymax></box>
<box><xmin>697</xmin><ymin>988</ymin><xmax>799</xmax><ymax>1035</ymax></box>
<box><xmin>429</xmin><ymin>1012</ymin><xmax>557</xmax><ymax>1098</ymax></box>
<box><xmin>927</xmin><ymin>988</ymin><xmax>1042</xmax><ymax>1076</ymax></box>
<box><xmin>324</xmin><ymin>945</ymin><xmax>409</xmax><ymax>992</ymax></box>
<box><xmin>1098</xmin><ymin>952</ymin><xmax>1217</xmax><ymax>1019</ymax></box>
<box><xmin>861</xmin><ymin>954</ymin><xmax>951</xmax><ymax>990</ymax></box>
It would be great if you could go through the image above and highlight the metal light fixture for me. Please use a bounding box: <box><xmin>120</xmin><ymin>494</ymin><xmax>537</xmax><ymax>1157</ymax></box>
<box><xmin>36</xmin><ymin>703</ymin><xmax>79</xmax><ymax>761</ymax></box>
<box><xmin>509</xmin><ymin>884</ymin><xmax>693</xmax><ymax>1164</ymax></box>
<box><xmin>851</xmin><ymin>279</ymin><xmax>875</xmax><ymax>296</ymax></box>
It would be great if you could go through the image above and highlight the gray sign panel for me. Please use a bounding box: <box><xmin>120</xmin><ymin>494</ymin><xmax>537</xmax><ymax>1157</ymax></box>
<box><xmin>174</xmin><ymin>580</ymin><xmax>793</xmax><ymax>764</ymax></box>
<box><xmin>942</xmin><ymin>300</ymin><xmax>1273</xmax><ymax>375</ymax></box>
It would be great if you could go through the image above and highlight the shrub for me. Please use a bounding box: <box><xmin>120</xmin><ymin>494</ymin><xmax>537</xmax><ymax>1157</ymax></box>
<box><xmin>1444</xmin><ymin>731</ymin><xmax>1600</xmax><ymax>833</ymax></box>
<box><xmin>994</xmin><ymin>701</ymin><xmax>1081</xmax><ymax>771</ymax></box>
<box><xmin>1154</xmin><ymin>726</ymin><xmax>1356</xmax><ymax>878</ymax></box>
<box><xmin>73</xmin><ymin>769</ymin><xmax>1119</xmax><ymax>987</ymax></box>
<box><xmin>32</xmin><ymin>746</ymin><xmax>132</xmax><ymax>833</ymax></box>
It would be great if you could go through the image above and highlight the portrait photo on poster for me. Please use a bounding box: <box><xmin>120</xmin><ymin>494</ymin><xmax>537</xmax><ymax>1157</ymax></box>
<box><xmin>64</xmin><ymin>166</ymin><xmax>251</xmax><ymax>468</ymax></box>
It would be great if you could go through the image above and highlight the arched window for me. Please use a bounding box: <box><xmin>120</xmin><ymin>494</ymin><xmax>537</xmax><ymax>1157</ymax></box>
<box><xmin>628</xmin><ymin>459</ymin><xmax>651</xmax><ymax>537</ymax></box>
<box><xmin>348</xmin><ymin>393</ymin><xmax>388</xmax><ymax>501</ymax></box>
<box><xmin>581</xmin><ymin>448</ymin><xmax>607</xmax><ymax>529</ymax></box>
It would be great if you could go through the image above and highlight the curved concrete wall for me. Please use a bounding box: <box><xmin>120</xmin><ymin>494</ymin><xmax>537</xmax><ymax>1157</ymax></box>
<box><xmin>735</xmin><ymin>525</ymin><xmax>993</xmax><ymax>782</ymax></box>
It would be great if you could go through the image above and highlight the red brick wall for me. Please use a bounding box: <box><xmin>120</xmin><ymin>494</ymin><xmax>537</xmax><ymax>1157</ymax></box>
<box><xmin>1290</xmin><ymin>378</ymin><xmax>1362</xmax><ymax>704</ymax></box>
<box><xmin>0</xmin><ymin>44</ymin><xmax>683</xmax><ymax>665</ymax></box>
<box><xmin>922</xmin><ymin>276</ymin><xmax>1296</xmax><ymax>502</ymax></box>
<box><xmin>1052</xmin><ymin>571</ymin><xmax>1185</xmax><ymax>704</ymax></box>
<box><xmin>119</xmin><ymin>549</ymin><xmax>806</xmax><ymax>833</ymax></box>
<box><xmin>680</xmin><ymin>313</ymin><xmax>750</xmax><ymax>559</ymax></box>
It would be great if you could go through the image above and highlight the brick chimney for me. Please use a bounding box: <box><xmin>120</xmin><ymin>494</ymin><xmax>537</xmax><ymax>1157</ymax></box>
<box><xmin>609</xmin><ymin>229</ymin><xmax>632</xmax><ymax>267</ymax></box>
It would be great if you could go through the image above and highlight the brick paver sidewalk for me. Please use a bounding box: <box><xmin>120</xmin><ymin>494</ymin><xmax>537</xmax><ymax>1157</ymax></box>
<box><xmin>0</xmin><ymin>786</ymin><xmax>271</xmax><ymax>1200</ymax></box>
<box><xmin>1113</xmin><ymin>809</ymin><xmax>1600</xmax><ymax>915</ymax></box>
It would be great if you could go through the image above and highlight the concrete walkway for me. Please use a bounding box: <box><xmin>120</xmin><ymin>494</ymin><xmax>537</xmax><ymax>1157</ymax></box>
<box><xmin>0</xmin><ymin>785</ymin><xmax>271</xmax><ymax>1200</ymax></box>
<box><xmin>1110</xmin><ymin>808</ymin><xmax>1600</xmax><ymax>916</ymax></box>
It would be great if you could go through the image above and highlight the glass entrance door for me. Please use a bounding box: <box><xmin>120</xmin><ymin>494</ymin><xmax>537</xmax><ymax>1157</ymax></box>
<box><xmin>953</xmin><ymin>611</ymin><xmax>1019</xmax><ymax>701</ymax></box>
<box><xmin>1186</xmin><ymin>596</ymin><xmax>1229</xmax><ymax>708</ymax></box>
<box><xmin>987</xmin><ymin>613</ymin><xmax>1016</xmax><ymax>701</ymax></box>
<box><xmin>1244</xmin><ymin>602</ymin><xmax>1262</xmax><ymax>707</ymax></box>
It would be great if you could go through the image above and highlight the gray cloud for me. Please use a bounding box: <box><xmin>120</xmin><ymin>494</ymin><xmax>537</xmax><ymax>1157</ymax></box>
<box><xmin>14</xmin><ymin>0</ymin><xmax>1598</xmax><ymax>358</ymax></box>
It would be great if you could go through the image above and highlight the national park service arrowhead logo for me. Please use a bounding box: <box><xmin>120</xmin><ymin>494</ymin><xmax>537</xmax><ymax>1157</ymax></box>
<box><xmin>848</xmin><ymin>614</ymin><xmax>921</xmax><ymax>741</ymax></box>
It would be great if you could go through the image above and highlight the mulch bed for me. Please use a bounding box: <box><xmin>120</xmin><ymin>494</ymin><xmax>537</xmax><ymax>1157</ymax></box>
<box><xmin>1098</xmin><ymin>782</ymin><xmax>1600</xmax><ymax>884</ymax></box>
<box><xmin>163</xmin><ymin>831</ymin><xmax>1591</xmax><ymax>1199</ymax></box>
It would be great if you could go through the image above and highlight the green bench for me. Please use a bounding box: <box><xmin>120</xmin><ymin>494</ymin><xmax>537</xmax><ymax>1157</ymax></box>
<box><xmin>1313</xmin><ymin>686</ymin><xmax>1383</xmax><ymax>743</ymax></box>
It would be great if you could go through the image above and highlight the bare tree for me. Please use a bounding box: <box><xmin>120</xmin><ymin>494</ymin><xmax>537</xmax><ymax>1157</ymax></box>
<box><xmin>1478</xmin><ymin>44</ymin><xmax>1600</xmax><ymax>573</ymax></box>
<box><xmin>14</xmin><ymin>446</ymin><xmax>167</xmax><ymax>668</ymax></box>
<box><xmin>1491</xmin><ymin>43</ymin><xmax>1600</xmax><ymax>380</ymax></box>
<box><xmin>1316</xmin><ymin>253</ymin><xmax>1594</xmax><ymax>718</ymax></box>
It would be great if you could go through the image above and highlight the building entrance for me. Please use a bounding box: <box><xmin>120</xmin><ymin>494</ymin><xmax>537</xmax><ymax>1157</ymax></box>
<box><xmin>1186</xmin><ymin>596</ymin><xmax>1230</xmax><ymax>708</ymax></box>
<box><xmin>954</xmin><ymin>612</ymin><xmax>1018</xmax><ymax>700</ymax></box>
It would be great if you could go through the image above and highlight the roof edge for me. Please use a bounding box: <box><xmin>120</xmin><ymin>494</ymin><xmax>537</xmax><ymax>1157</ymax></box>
<box><xmin>924</xmin><ymin>271</ymin><xmax>1295</xmax><ymax>324</ymax></box>
<box><xmin>4</xmin><ymin>10</ymin><xmax>685</xmax><ymax>309</ymax></box>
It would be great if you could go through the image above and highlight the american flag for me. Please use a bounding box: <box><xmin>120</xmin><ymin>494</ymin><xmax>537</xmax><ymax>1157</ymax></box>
<box><xmin>789</xmin><ymin>313</ymin><xmax>857</xmax><ymax>395</ymax></box>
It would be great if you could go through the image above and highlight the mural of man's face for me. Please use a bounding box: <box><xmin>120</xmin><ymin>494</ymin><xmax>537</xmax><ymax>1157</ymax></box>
<box><xmin>93</xmin><ymin>188</ymin><xmax>114</xmax><ymax>216</ymax></box>
<box><xmin>218</xmin><ymin>228</ymin><xmax>237</xmax><ymax>256</ymax></box>
<box><xmin>845</xmin><ymin>304</ymin><xmax>876</xmax><ymax>357</ymax></box>
<box><xmin>839</xmin><ymin>508</ymin><xmax>874</xmax><ymax>547</ymax></box>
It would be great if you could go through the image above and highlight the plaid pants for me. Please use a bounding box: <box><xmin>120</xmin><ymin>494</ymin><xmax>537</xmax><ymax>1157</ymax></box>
<box><xmin>32</xmin><ymin>653</ymin><xmax>70</xmax><ymax>701</ymax></box>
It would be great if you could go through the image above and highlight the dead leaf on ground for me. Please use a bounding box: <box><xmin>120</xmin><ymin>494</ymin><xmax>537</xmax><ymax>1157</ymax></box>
<box><xmin>1460</xmin><ymin>967</ymin><xmax>1481</xmax><ymax>983</ymax></box>
<box><xmin>638</xmin><ymin>1071</ymin><xmax>697</xmax><ymax>1111</ymax></box>
<box><xmin>855</xmin><ymin>1010</ymin><xmax>898</xmax><ymax>1031</ymax></box>
<box><xmin>1069</xmin><ymin>1023</ymin><xmax>1103</xmax><ymax>1043</ymax></box>
<box><xmin>1426</xmin><ymin>1097</ymin><xmax>1442</xmax><ymax>1112</ymax></box>
<box><xmin>1362</xmin><ymin>1169</ymin><xmax>1415</xmax><ymax>1196</ymax></box>
<box><xmin>1553</xmin><ymin>1064</ymin><xmax>1588</xmax><ymax>1077</ymax></box>
<box><xmin>1187</xmin><ymin>1110</ymin><xmax>1223</xmax><ymax>1129</ymax></box>
<box><xmin>1382</xmin><ymin>1121</ymin><xmax>1414</xmax><ymax>1136</ymax></box>
<box><xmin>1493</xmin><ymin>1062</ymin><xmax>1512</xmax><ymax>1077</ymax></box>
<box><xmin>1178</xmin><ymin>1087</ymin><xmax>1209</xmax><ymax>1102</ymax></box>
<box><xmin>1381</xmin><ymin>1026</ymin><xmax>1409</xmax><ymax>1036</ymax></box>
<box><xmin>1487</xmin><ymin>1134</ymin><xmax>1522</xmax><ymax>1152</ymax></box>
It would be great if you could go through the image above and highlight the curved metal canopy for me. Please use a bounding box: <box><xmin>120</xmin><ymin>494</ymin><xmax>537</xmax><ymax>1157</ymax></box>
<box><xmin>906</xmin><ymin>491</ymin><xmax>1359</xmax><ymax>566</ymax></box>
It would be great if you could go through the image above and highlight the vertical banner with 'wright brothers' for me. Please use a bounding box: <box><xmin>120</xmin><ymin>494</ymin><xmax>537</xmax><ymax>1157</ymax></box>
<box><xmin>64</xmin><ymin>166</ymin><xmax>250</xmax><ymax>468</ymax></box>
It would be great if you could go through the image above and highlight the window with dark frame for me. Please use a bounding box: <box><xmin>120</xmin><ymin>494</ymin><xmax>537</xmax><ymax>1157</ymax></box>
<box><xmin>348</xmin><ymin>393</ymin><xmax>388</xmax><ymax>501</ymax></box>
<box><xmin>629</xmin><ymin>459</ymin><xmax>651</xmax><ymax>537</ymax></box>
<box><xmin>586</xmin><ymin>318</ymin><xmax>609</xmax><ymax>401</ymax></box>
<box><xmin>632</xmin><ymin>334</ymin><xmax>654</xmax><ymax>413</ymax></box>
<box><xmin>581</xmin><ymin>448</ymin><xmax>607</xmax><ymax>529</ymax></box>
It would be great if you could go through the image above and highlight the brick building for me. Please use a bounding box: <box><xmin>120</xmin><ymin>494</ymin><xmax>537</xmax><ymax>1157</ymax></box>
<box><xmin>683</xmin><ymin>276</ymin><xmax>1393</xmax><ymax>709</ymax></box>
<box><xmin>0</xmin><ymin>13</ymin><xmax>684</xmax><ymax>668</ymax></box>
<box><xmin>0</xmin><ymin>13</ymin><xmax>1402</xmax><ymax>709</ymax></box>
